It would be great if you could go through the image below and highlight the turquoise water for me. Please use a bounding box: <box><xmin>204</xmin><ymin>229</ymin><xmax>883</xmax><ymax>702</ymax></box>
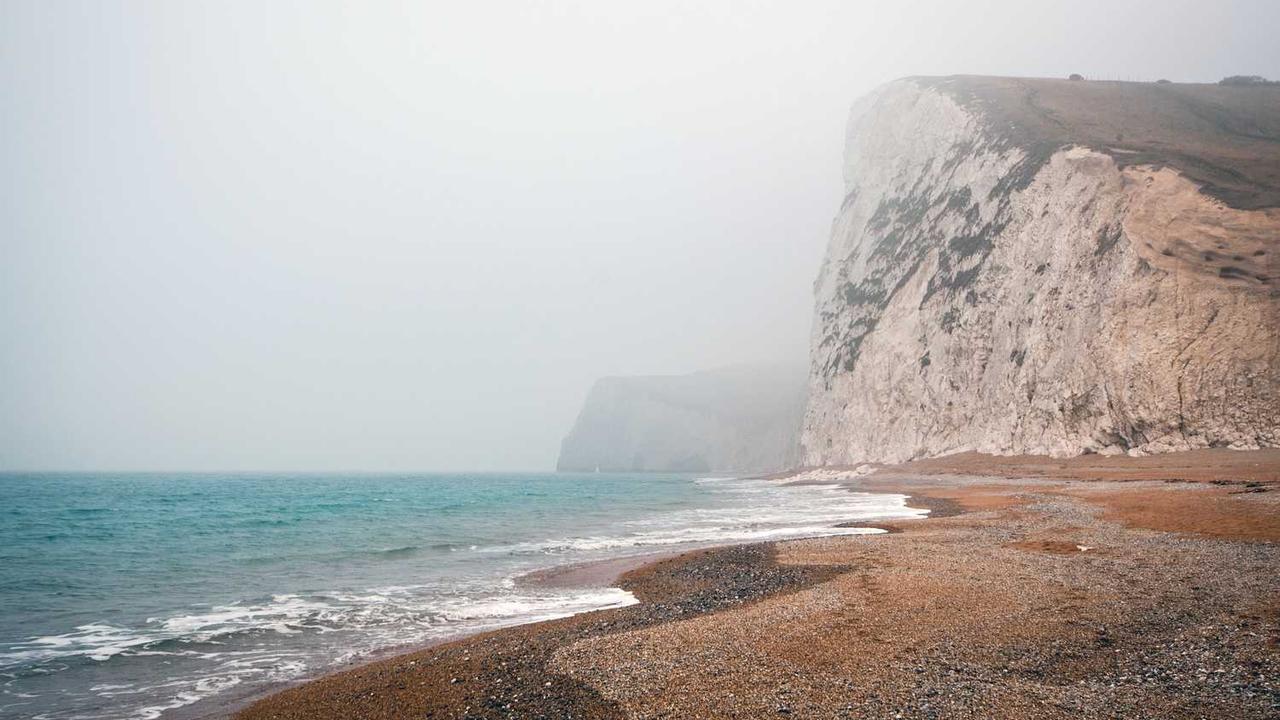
<box><xmin>0</xmin><ymin>472</ymin><xmax>923</xmax><ymax>720</ymax></box>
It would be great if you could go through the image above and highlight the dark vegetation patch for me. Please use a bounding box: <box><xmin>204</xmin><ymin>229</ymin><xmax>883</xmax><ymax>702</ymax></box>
<box><xmin>847</xmin><ymin>182</ymin><xmax>1017</xmax><ymax>370</ymax></box>
<box><xmin>940</xmin><ymin>307</ymin><xmax>962</xmax><ymax>333</ymax></box>
<box><xmin>940</xmin><ymin>140</ymin><xmax>977</xmax><ymax>173</ymax></box>
<box><xmin>843</xmin><ymin>278</ymin><xmax>887</xmax><ymax>307</ymax></box>
<box><xmin>987</xmin><ymin>144</ymin><xmax>1059</xmax><ymax>201</ymax></box>
<box><xmin>948</xmin><ymin>233</ymin><xmax>990</xmax><ymax>257</ymax></box>
<box><xmin>945</xmin><ymin>186</ymin><xmax>972</xmax><ymax>211</ymax></box>
<box><xmin>1095</xmin><ymin>223</ymin><xmax>1124</xmax><ymax>256</ymax></box>
<box><xmin>835</xmin><ymin>316</ymin><xmax>881</xmax><ymax>374</ymax></box>
<box><xmin>946</xmin><ymin>265</ymin><xmax>984</xmax><ymax>294</ymax></box>
<box><xmin>1219</xmin><ymin>75</ymin><xmax>1278</xmax><ymax>86</ymax></box>
<box><xmin>914</xmin><ymin>75</ymin><xmax>1280</xmax><ymax>210</ymax></box>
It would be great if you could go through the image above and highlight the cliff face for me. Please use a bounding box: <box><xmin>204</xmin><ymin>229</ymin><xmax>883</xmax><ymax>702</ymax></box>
<box><xmin>803</xmin><ymin>76</ymin><xmax>1280</xmax><ymax>465</ymax></box>
<box><xmin>558</xmin><ymin>366</ymin><xmax>805</xmax><ymax>473</ymax></box>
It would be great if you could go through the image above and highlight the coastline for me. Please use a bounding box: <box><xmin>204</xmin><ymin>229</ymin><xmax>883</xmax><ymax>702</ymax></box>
<box><xmin>155</xmin><ymin>476</ymin><xmax>916</xmax><ymax>720</ymax></box>
<box><xmin>232</xmin><ymin>542</ymin><xmax>847</xmax><ymax>720</ymax></box>
<box><xmin>212</xmin><ymin>533</ymin><xmax>908</xmax><ymax>716</ymax></box>
<box><xmin>176</xmin><ymin>549</ymin><xmax>683</xmax><ymax>720</ymax></box>
<box><xmin>178</xmin><ymin>550</ymin><xmax>682</xmax><ymax>720</ymax></box>
<box><xmin>233</xmin><ymin>448</ymin><xmax>1279</xmax><ymax>719</ymax></box>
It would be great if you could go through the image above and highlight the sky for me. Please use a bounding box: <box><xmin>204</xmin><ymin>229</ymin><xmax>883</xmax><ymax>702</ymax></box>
<box><xmin>2</xmin><ymin>1</ymin><xmax>1278</xmax><ymax>471</ymax></box>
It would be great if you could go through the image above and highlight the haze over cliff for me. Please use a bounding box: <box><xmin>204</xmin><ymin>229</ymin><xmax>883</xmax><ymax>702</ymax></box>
<box><xmin>557</xmin><ymin>365</ymin><xmax>805</xmax><ymax>473</ymax></box>
<box><xmin>803</xmin><ymin>76</ymin><xmax>1280</xmax><ymax>465</ymax></box>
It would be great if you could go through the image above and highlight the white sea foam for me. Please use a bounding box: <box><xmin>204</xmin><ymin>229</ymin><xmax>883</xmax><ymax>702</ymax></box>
<box><xmin>3</xmin><ymin>476</ymin><xmax>924</xmax><ymax>720</ymax></box>
<box><xmin>482</xmin><ymin>480</ymin><xmax>924</xmax><ymax>556</ymax></box>
<box><xmin>490</xmin><ymin>524</ymin><xmax>886</xmax><ymax>554</ymax></box>
<box><xmin>3</xmin><ymin>479</ymin><xmax>909</xmax><ymax>672</ymax></box>
<box><xmin>8</xmin><ymin>584</ymin><xmax>639</xmax><ymax>720</ymax></box>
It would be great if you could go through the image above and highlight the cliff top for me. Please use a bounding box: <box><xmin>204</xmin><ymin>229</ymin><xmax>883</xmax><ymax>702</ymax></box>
<box><xmin>912</xmin><ymin>75</ymin><xmax>1280</xmax><ymax>209</ymax></box>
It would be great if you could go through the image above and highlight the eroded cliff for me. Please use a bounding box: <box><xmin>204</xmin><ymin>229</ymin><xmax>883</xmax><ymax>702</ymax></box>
<box><xmin>803</xmin><ymin>76</ymin><xmax>1280</xmax><ymax>465</ymax></box>
<box><xmin>558</xmin><ymin>365</ymin><xmax>805</xmax><ymax>473</ymax></box>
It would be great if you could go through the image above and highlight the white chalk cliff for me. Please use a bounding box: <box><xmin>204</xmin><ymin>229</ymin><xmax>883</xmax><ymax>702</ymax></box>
<box><xmin>803</xmin><ymin>76</ymin><xmax>1280</xmax><ymax>465</ymax></box>
<box><xmin>558</xmin><ymin>365</ymin><xmax>805</xmax><ymax>473</ymax></box>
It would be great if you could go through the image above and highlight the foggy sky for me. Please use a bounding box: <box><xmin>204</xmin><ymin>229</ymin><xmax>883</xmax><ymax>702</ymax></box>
<box><xmin>3</xmin><ymin>1</ymin><xmax>1278</xmax><ymax>471</ymax></box>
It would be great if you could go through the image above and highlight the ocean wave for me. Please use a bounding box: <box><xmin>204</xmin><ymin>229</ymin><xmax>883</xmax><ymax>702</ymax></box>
<box><xmin>5</xmin><ymin>478</ymin><xmax>918</xmax><ymax>671</ymax></box>
<box><xmin>480</xmin><ymin>482</ymin><xmax>924</xmax><ymax>556</ymax></box>
<box><xmin>1</xmin><ymin>585</ymin><xmax>636</xmax><ymax>670</ymax></box>
<box><xmin>2</xmin><ymin>584</ymin><xmax>637</xmax><ymax>719</ymax></box>
<box><xmin>0</xmin><ymin>473</ymin><xmax>925</xmax><ymax>720</ymax></box>
<box><xmin>372</xmin><ymin>545</ymin><xmax>421</xmax><ymax>559</ymax></box>
<box><xmin>486</xmin><ymin>524</ymin><xmax>887</xmax><ymax>554</ymax></box>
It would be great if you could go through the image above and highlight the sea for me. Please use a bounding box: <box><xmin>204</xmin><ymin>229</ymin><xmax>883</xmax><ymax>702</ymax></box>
<box><xmin>0</xmin><ymin>471</ymin><xmax>926</xmax><ymax>720</ymax></box>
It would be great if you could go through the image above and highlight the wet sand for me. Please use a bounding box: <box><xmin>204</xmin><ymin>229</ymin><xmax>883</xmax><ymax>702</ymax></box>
<box><xmin>236</xmin><ymin>450</ymin><xmax>1280</xmax><ymax>719</ymax></box>
<box><xmin>517</xmin><ymin>552</ymin><xmax>684</xmax><ymax>591</ymax></box>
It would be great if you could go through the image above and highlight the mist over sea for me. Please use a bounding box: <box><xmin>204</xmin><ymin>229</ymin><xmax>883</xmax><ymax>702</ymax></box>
<box><xmin>0</xmin><ymin>472</ymin><xmax>923</xmax><ymax>719</ymax></box>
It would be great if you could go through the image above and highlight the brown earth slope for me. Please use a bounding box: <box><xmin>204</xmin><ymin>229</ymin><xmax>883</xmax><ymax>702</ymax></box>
<box><xmin>918</xmin><ymin>75</ymin><xmax>1280</xmax><ymax>209</ymax></box>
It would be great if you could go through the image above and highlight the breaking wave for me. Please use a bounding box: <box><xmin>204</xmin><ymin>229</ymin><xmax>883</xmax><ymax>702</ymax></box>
<box><xmin>0</xmin><ymin>471</ymin><xmax>922</xmax><ymax>720</ymax></box>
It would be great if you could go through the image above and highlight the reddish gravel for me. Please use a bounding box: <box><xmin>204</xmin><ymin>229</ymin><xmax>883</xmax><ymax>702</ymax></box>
<box><xmin>237</xmin><ymin>451</ymin><xmax>1280</xmax><ymax>720</ymax></box>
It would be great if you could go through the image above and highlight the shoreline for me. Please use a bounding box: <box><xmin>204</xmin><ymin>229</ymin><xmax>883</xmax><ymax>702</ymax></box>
<box><xmin>185</xmin><ymin>543</ymin><xmax>753</xmax><ymax>720</ymax></box>
<box><xmin>232</xmin><ymin>542</ymin><xmax>851</xmax><ymax>720</ymax></box>
<box><xmin>233</xmin><ymin>449</ymin><xmax>1279</xmax><ymax>719</ymax></box>
<box><xmin>196</xmin><ymin>497</ymin><xmax>917</xmax><ymax>719</ymax></box>
<box><xmin>515</xmin><ymin>551</ymin><xmax>688</xmax><ymax>590</ymax></box>
<box><xmin>182</xmin><ymin>549</ymin><xmax>692</xmax><ymax>720</ymax></box>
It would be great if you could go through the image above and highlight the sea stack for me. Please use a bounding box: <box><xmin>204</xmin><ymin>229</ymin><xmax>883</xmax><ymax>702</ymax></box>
<box><xmin>802</xmin><ymin>76</ymin><xmax>1280</xmax><ymax>465</ymax></box>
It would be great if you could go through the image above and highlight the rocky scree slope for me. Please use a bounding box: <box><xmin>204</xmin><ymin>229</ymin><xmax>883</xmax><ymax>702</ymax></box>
<box><xmin>803</xmin><ymin>76</ymin><xmax>1280</xmax><ymax>465</ymax></box>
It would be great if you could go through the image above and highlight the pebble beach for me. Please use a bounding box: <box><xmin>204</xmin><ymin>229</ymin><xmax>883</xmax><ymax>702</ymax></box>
<box><xmin>235</xmin><ymin>449</ymin><xmax>1280</xmax><ymax>719</ymax></box>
